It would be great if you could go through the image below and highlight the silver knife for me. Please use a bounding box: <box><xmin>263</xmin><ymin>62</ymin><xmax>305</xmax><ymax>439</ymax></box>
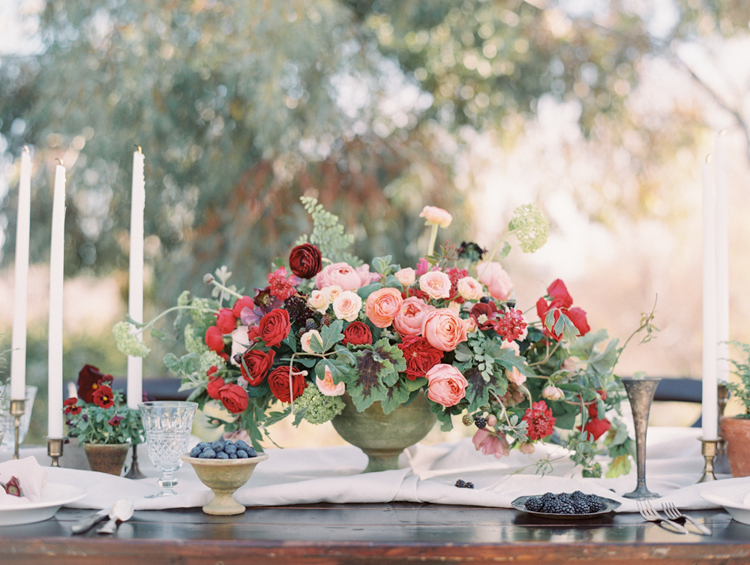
<box><xmin>70</xmin><ymin>508</ymin><xmax>109</xmax><ymax>535</ymax></box>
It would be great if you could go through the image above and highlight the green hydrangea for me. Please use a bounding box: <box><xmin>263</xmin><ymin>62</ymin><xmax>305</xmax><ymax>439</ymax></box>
<box><xmin>112</xmin><ymin>321</ymin><xmax>150</xmax><ymax>357</ymax></box>
<box><xmin>295</xmin><ymin>386</ymin><xmax>345</xmax><ymax>425</ymax></box>
<box><xmin>508</xmin><ymin>203</ymin><xmax>549</xmax><ymax>253</ymax></box>
<box><xmin>199</xmin><ymin>350</ymin><xmax>225</xmax><ymax>375</ymax></box>
<box><xmin>177</xmin><ymin>290</ymin><xmax>191</xmax><ymax>307</ymax></box>
<box><xmin>190</xmin><ymin>297</ymin><xmax>218</xmax><ymax>326</ymax></box>
<box><xmin>184</xmin><ymin>324</ymin><xmax>208</xmax><ymax>355</ymax></box>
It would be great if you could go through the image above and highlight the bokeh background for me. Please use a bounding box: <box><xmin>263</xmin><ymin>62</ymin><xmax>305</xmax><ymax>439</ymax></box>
<box><xmin>1</xmin><ymin>0</ymin><xmax>749</xmax><ymax>446</ymax></box>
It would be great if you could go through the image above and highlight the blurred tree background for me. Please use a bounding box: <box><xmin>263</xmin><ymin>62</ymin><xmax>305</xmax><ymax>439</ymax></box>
<box><xmin>1</xmin><ymin>0</ymin><xmax>749</xmax><ymax>442</ymax></box>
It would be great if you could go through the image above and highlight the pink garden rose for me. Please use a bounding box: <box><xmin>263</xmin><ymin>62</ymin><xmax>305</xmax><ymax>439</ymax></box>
<box><xmin>472</xmin><ymin>428</ymin><xmax>510</xmax><ymax>458</ymax></box>
<box><xmin>332</xmin><ymin>290</ymin><xmax>363</xmax><ymax>322</ymax></box>
<box><xmin>394</xmin><ymin>267</ymin><xmax>416</xmax><ymax>286</ymax></box>
<box><xmin>425</xmin><ymin>364</ymin><xmax>468</xmax><ymax>407</ymax></box>
<box><xmin>421</xmin><ymin>308</ymin><xmax>468</xmax><ymax>351</ymax></box>
<box><xmin>457</xmin><ymin>276</ymin><xmax>484</xmax><ymax>301</ymax></box>
<box><xmin>365</xmin><ymin>287</ymin><xmax>403</xmax><ymax>328</ymax></box>
<box><xmin>477</xmin><ymin>261</ymin><xmax>513</xmax><ymax>301</ymax></box>
<box><xmin>419</xmin><ymin>206</ymin><xmax>453</xmax><ymax>228</ymax></box>
<box><xmin>300</xmin><ymin>330</ymin><xmax>323</xmax><ymax>353</ymax></box>
<box><xmin>419</xmin><ymin>271</ymin><xmax>452</xmax><ymax>300</ymax></box>
<box><xmin>393</xmin><ymin>297</ymin><xmax>433</xmax><ymax>337</ymax></box>
<box><xmin>506</xmin><ymin>366</ymin><xmax>527</xmax><ymax>386</ymax></box>
<box><xmin>316</xmin><ymin>366</ymin><xmax>345</xmax><ymax>397</ymax></box>
<box><xmin>356</xmin><ymin>264</ymin><xmax>381</xmax><ymax>286</ymax></box>
<box><xmin>315</xmin><ymin>263</ymin><xmax>364</xmax><ymax>291</ymax></box>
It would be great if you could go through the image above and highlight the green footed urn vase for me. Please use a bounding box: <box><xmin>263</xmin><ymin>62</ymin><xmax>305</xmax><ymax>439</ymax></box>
<box><xmin>331</xmin><ymin>391</ymin><xmax>437</xmax><ymax>473</ymax></box>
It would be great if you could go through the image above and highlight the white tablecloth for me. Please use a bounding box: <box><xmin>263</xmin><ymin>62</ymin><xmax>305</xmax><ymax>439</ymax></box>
<box><xmin>4</xmin><ymin>427</ymin><xmax>749</xmax><ymax>513</ymax></box>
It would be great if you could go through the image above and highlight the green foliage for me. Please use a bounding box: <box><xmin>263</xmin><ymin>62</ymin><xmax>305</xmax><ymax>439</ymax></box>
<box><xmin>65</xmin><ymin>390</ymin><xmax>143</xmax><ymax>445</ymax></box>
<box><xmin>297</xmin><ymin>196</ymin><xmax>360</xmax><ymax>265</ymax></box>
<box><xmin>337</xmin><ymin>339</ymin><xmax>406</xmax><ymax>411</ymax></box>
<box><xmin>293</xmin><ymin>386</ymin><xmax>345</xmax><ymax>425</ymax></box>
<box><xmin>727</xmin><ymin>342</ymin><xmax>750</xmax><ymax>416</ymax></box>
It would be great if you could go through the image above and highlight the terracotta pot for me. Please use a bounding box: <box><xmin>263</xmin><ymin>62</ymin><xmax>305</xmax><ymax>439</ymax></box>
<box><xmin>331</xmin><ymin>391</ymin><xmax>437</xmax><ymax>473</ymax></box>
<box><xmin>83</xmin><ymin>443</ymin><xmax>131</xmax><ymax>476</ymax></box>
<box><xmin>720</xmin><ymin>417</ymin><xmax>750</xmax><ymax>477</ymax></box>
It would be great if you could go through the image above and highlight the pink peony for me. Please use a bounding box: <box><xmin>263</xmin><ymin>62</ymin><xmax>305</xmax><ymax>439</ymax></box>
<box><xmin>477</xmin><ymin>261</ymin><xmax>513</xmax><ymax>301</ymax></box>
<box><xmin>393</xmin><ymin>297</ymin><xmax>433</xmax><ymax>337</ymax></box>
<box><xmin>419</xmin><ymin>206</ymin><xmax>453</xmax><ymax>228</ymax></box>
<box><xmin>356</xmin><ymin>264</ymin><xmax>381</xmax><ymax>286</ymax></box>
<box><xmin>419</xmin><ymin>271</ymin><xmax>452</xmax><ymax>300</ymax></box>
<box><xmin>421</xmin><ymin>308</ymin><xmax>468</xmax><ymax>351</ymax></box>
<box><xmin>425</xmin><ymin>364</ymin><xmax>468</xmax><ymax>407</ymax></box>
<box><xmin>472</xmin><ymin>428</ymin><xmax>510</xmax><ymax>458</ymax></box>
<box><xmin>315</xmin><ymin>263</ymin><xmax>364</xmax><ymax>291</ymax></box>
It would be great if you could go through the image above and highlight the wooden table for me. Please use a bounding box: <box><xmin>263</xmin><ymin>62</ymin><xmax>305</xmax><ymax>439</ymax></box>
<box><xmin>1</xmin><ymin>504</ymin><xmax>748</xmax><ymax>565</ymax></box>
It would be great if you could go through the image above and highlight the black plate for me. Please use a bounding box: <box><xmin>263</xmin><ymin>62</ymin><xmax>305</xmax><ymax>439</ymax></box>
<box><xmin>511</xmin><ymin>495</ymin><xmax>621</xmax><ymax>519</ymax></box>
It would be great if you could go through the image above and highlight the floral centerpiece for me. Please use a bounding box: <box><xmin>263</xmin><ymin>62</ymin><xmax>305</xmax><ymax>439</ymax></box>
<box><xmin>115</xmin><ymin>197</ymin><xmax>654</xmax><ymax>477</ymax></box>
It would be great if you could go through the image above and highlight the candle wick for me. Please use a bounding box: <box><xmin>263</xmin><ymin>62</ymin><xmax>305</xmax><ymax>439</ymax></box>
<box><xmin>56</xmin><ymin>158</ymin><xmax>64</xmax><ymax>166</ymax></box>
<box><xmin>138</xmin><ymin>146</ymin><xmax>142</xmax><ymax>154</ymax></box>
<box><xmin>23</xmin><ymin>146</ymin><xmax>29</xmax><ymax>153</ymax></box>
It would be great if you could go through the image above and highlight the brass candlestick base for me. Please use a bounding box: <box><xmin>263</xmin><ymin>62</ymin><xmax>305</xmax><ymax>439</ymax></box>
<box><xmin>46</xmin><ymin>437</ymin><xmax>66</xmax><ymax>468</ymax></box>
<box><xmin>698</xmin><ymin>437</ymin><xmax>719</xmax><ymax>483</ymax></box>
<box><xmin>124</xmin><ymin>443</ymin><xmax>147</xmax><ymax>480</ymax></box>
<box><xmin>10</xmin><ymin>399</ymin><xmax>25</xmax><ymax>460</ymax></box>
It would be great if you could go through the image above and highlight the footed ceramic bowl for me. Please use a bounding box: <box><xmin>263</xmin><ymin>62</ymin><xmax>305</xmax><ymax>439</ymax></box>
<box><xmin>181</xmin><ymin>452</ymin><xmax>268</xmax><ymax>515</ymax></box>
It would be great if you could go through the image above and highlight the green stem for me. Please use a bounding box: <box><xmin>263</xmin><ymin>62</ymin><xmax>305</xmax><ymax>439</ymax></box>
<box><xmin>208</xmin><ymin>279</ymin><xmax>243</xmax><ymax>300</ymax></box>
<box><xmin>426</xmin><ymin>223</ymin><xmax>439</xmax><ymax>257</ymax></box>
<box><xmin>136</xmin><ymin>305</ymin><xmax>218</xmax><ymax>337</ymax></box>
<box><xmin>477</xmin><ymin>229</ymin><xmax>515</xmax><ymax>281</ymax></box>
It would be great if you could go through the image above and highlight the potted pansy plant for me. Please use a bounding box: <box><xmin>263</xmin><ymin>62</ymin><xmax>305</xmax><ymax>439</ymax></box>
<box><xmin>115</xmin><ymin>197</ymin><xmax>655</xmax><ymax>476</ymax></box>
<box><xmin>63</xmin><ymin>364</ymin><xmax>144</xmax><ymax>475</ymax></box>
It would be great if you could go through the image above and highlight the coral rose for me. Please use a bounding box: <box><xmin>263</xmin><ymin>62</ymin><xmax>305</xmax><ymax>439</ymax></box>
<box><xmin>506</xmin><ymin>366</ymin><xmax>526</xmax><ymax>385</ymax></box>
<box><xmin>472</xmin><ymin>428</ymin><xmax>510</xmax><ymax>458</ymax></box>
<box><xmin>457</xmin><ymin>276</ymin><xmax>484</xmax><ymax>301</ymax></box>
<box><xmin>418</xmin><ymin>271</ymin><xmax>452</xmax><ymax>300</ymax></box>
<box><xmin>315</xmin><ymin>263</ymin><xmax>363</xmax><ymax>291</ymax></box>
<box><xmin>419</xmin><ymin>206</ymin><xmax>453</xmax><ymax>228</ymax></box>
<box><xmin>333</xmin><ymin>291</ymin><xmax>363</xmax><ymax>322</ymax></box>
<box><xmin>394</xmin><ymin>267</ymin><xmax>416</xmax><ymax>286</ymax></box>
<box><xmin>393</xmin><ymin>296</ymin><xmax>433</xmax><ymax>337</ymax></box>
<box><xmin>477</xmin><ymin>261</ymin><xmax>513</xmax><ymax>301</ymax></box>
<box><xmin>308</xmin><ymin>290</ymin><xmax>328</xmax><ymax>314</ymax></box>
<box><xmin>219</xmin><ymin>383</ymin><xmax>249</xmax><ymax>414</ymax></box>
<box><xmin>267</xmin><ymin>366</ymin><xmax>307</xmax><ymax>403</ymax></box>
<box><xmin>288</xmin><ymin>243</ymin><xmax>322</xmax><ymax>279</ymax></box>
<box><xmin>316</xmin><ymin>366</ymin><xmax>345</xmax><ymax>397</ymax></box>
<box><xmin>421</xmin><ymin>308</ymin><xmax>468</xmax><ymax>351</ymax></box>
<box><xmin>425</xmin><ymin>364</ymin><xmax>468</xmax><ymax>407</ymax></box>
<box><xmin>365</xmin><ymin>287</ymin><xmax>403</xmax><ymax>328</ymax></box>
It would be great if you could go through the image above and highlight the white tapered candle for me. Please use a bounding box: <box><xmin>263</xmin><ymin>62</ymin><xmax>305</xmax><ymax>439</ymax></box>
<box><xmin>714</xmin><ymin>131</ymin><xmax>729</xmax><ymax>387</ymax></box>
<box><xmin>702</xmin><ymin>155</ymin><xmax>718</xmax><ymax>441</ymax></box>
<box><xmin>127</xmin><ymin>148</ymin><xmax>145</xmax><ymax>409</ymax></box>
<box><xmin>48</xmin><ymin>162</ymin><xmax>66</xmax><ymax>438</ymax></box>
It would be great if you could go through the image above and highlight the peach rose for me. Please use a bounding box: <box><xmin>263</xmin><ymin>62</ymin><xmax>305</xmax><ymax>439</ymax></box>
<box><xmin>457</xmin><ymin>276</ymin><xmax>484</xmax><ymax>301</ymax></box>
<box><xmin>394</xmin><ymin>267</ymin><xmax>416</xmax><ymax>286</ymax></box>
<box><xmin>426</xmin><ymin>364</ymin><xmax>467</xmax><ymax>407</ymax></box>
<box><xmin>308</xmin><ymin>290</ymin><xmax>328</xmax><ymax>314</ymax></box>
<box><xmin>321</xmin><ymin>284</ymin><xmax>343</xmax><ymax>304</ymax></box>
<box><xmin>315</xmin><ymin>263</ymin><xmax>363</xmax><ymax>291</ymax></box>
<box><xmin>419</xmin><ymin>271</ymin><xmax>452</xmax><ymax>300</ymax></box>
<box><xmin>421</xmin><ymin>308</ymin><xmax>468</xmax><ymax>351</ymax></box>
<box><xmin>507</xmin><ymin>366</ymin><xmax>526</xmax><ymax>385</ymax></box>
<box><xmin>473</xmin><ymin>428</ymin><xmax>510</xmax><ymax>458</ymax></box>
<box><xmin>333</xmin><ymin>290</ymin><xmax>363</xmax><ymax>322</ymax></box>
<box><xmin>501</xmin><ymin>340</ymin><xmax>520</xmax><ymax>356</ymax></box>
<box><xmin>393</xmin><ymin>297</ymin><xmax>433</xmax><ymax>337</ymax></box>
<box><xmin>316</xmin><ymin>365</ymin><xmax>345</xmax><ymax>397</ymax></box>
<box><xmin>300</xmin><ymin>330</ymin><xmax>323</xmax><ymax>354</ymax></box>
<box><xmin>365</xmin><ymin>287</ymin><xmax>403</xmax><ymax>328</ymax></box>
<box><xmin>477</xmin><ymin>261</ymin><xmax>513</xmax><ymax>301</ymax></box>
<box><xmin>463</xmin><ymin>317</ymin><xmax>478</xmax><ymax>334</ymax></box>
<box><xmin>420</xmin><ymin>206</ymin><xmax>453</xmax><ymax>228</ymax></box>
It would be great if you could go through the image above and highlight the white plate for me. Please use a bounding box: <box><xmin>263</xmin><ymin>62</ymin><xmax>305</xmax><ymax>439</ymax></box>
<box><xmin>700</xmin><ymin>481</ymin><xmax>750</xmax><ymax>526</ymax></box>
<box><xmin>0</xmin><ymin>482</ymin><xmax>86</xmax><ymax>527</ymax></box>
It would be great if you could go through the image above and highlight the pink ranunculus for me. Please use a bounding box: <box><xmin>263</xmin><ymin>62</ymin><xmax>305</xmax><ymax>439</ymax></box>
<box><xmin>365</xmin><ymin>287</ymin><xmax>403</xmax><ymax>328</ymax></box>
<box><xmin>315</xmin><ymin>262</ymin><xmax>364</xmax><ymax>291</ymax></box>
<box><xmin>316</xmin><ymin>365</ymin><xmax>345</xmax><ymax>397</ymax></box>
<box><xmin>393</xmin><ymin>297</ymin><xmax>433</xmax><ymax>337</ymax></box>
<box><xmin>421</xmin><ymin>308</ymin><xmax>468</xmax><ymax>351</ymax></box>
<box><xmin>419</xmin><ymin>271</ymin><xmax>452</xmax><ymax>300</ymax></box>
<box><xmin>419</xmin><ymin>206</ymin><xmax>453</xmax><ymax>228</ymax></box>
<box><xmin>476</xmin><ymin>261</ymin><xmax>513</xmax><ymax>301</ymax></box>
<box><xmin>356</xmin><ymin>264</ymin><xmax>381</xmax><ymax>287</ymax></box>
<box><xmin>425</xmin><ymin>364</ymin><xmax>468</xmax><ymax>407</ymax></box>
<box><xmin>394</xmin><ymin>267</ymin><xmax>416</xmax><ymax>286</ymax></box>
<box><xmin>472</xmin><ymin>428</ymin><xmax>510</xmax><ymax>458</ymax></box>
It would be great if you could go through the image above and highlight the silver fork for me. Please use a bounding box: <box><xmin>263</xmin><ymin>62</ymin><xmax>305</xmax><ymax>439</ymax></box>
<box><xmin>637</xmin><ymin>500</ymin><xmax>689</xmax><ymax>534</ymax></box>
<box><xmin>662</xmin><ymin>502</ymin><xmax>712</xmax><ymax>536</ymax></box>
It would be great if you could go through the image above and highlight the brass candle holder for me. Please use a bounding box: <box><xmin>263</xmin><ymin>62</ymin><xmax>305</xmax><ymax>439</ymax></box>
<box><xmin>124</xmin><ymin>443</ymin><xmax>147</xmax><ymax>479</ymax></box>
<box><xmin>10</xmin><ymin>399</ymin><xmax>25</xmax><ymax>460</ymax></box>
<box><xmin>698</xmin><ymin>437</ymin><xmax>719</xmax><ymax>483</ymax></box>
<box><xmin>46</xmin><ymin>437</ymin><xmax>66</xmax><ymax>467</ymax></box>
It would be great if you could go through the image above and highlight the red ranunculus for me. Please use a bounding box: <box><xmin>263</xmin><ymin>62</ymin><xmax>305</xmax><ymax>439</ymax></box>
<box><xmin>289</xmin><ymin>243</ymin><xmax>323</xmax><ymax>279</ymax></box>
<box><xmin>521</xmin><ymin>401</ymin><xmax>556</xmax><ymax>441</ymax></box>
<box><xmin>566</xmin><ymin>307</ymin><xmax>590</xmax><ymax>337</ymax></box>
<box><xmin>398</xmin><ymin>335</ymin><xmax>444</xmax><ymax>381</ymax></box>
<box><xmin>216</xmin><ymin>308</ymin><xmax>238</xmax><ymax>334</ymax></box>
<box><xmin>232</xmin><ymin>296</ymin><xmax>255</xmax><ymax>319</ymax></box>
<box><xmin>205</xmin><ymin>325</ymin><xmax>225</xmax><ymax>353</ymax></box>
<box><xmin>254</xmin><ymin>309</ymin><xmax>291</xmax><ymax>348</ymax></box>
<box><xmin>342</xmin><ymin>321</ymin><xmax>373</xmax><ymax>347</ymax></box>
<box><xmin>547</xmin><ymin>279</ymin><xmax>573</xmax><ymax>308</ymax></box>
<box><xmin>206</xmin><ymin>374</ymin><xmax>225</xmax><ymax>400</ymax></box>
<box><xmin>536</xmin><ymin>280</ymin><xmax>590</xmax><ymax>341</ymax></box>
<box><xmin>219</xmin><ymin>383</ymin><xmax>249</xmax><ymax>414</ymax></box>
<box><xmin>267</xmin><ymin>366</ymin><xmax>307</xmax><ymax>403</ymax></box>
<box><xmin>583</xmin><ymin>416</ymin><xmax>611</xmax><ymax>441</ymax></box>
<box><xmin>77</xmin><ymin>364</ymin><xmax>106</xmax><ymax>404</ymax></box>
<box><xmin>63</xmin><ymin>397</ymin><xmax>81</xmax><ymax>415</ymax></box>
<box><xmin>92</xmin><ymin>385</ymin><xmax>115</xmax><ymax>409</ymax></box>
<box><xmin>240</xmin><ymin>349</ymin><xmax>276</xmax><ymax>386</ymax></box>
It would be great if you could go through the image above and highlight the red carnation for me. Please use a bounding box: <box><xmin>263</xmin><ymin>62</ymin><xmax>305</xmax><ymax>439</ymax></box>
<box><xmin>77</xmin><ymin>364</ymin><xmax>107</xmax><ymax>404</ymax></box>
<box><xmin>92</xmin><ymin>385</ymin><xmax>115</xmax><ymax>409</ymax></box>
<box><xmin>205</xmin><ymin>325</ymin><xmax>225</xmax><ymax>353</ymax></box>
<box><xmin>267</xmin><ymin>365</ymin><xmax>307</xmax><ymax>403</ymax></box>
<box><xmin>219</xmin><ymin>383</ymin><xmax>249</xmax><ymax>414</ymax></box>
<box><xmin>289</xmin><ymin>243</ymin><xmax>323</xmax><ymax>279</ymax></box>
<box><xmin>63</xmin><ymin>397</ymin><xmax>81</xmax><ymax>415</ymax></box>
<box><xmin>206</xmin><ymin>374</ymin><xmax>226</xmax><ymax>400</ymax></box>
<box><xmin>216</xmin><ymin>308</ymin><xmax>238</xmax><ymax>334</ymax></box>
<box><xmin>521</xmin><ymin>401</ymin><xmax>556</xmax><ymax>441</ymax></box>
<box><xmin>397</xmin><ymin>335</ymin><xmax>444</xmax><ymax>381</ymax></box>
<box><xmin>232</xmin><ymin>295</ymin><xmax>255</xmax><ymax>319</ymax></box>
<box><xmin>240</xmin><ymin>349</ymin><xmax>276</xmax><ymax>386</ymax></box>
<box><xmin>342</xmin><ymin>321</ymin><xmax>373</xmax><ymax>347</ymax></box>
<box><xmin>252</xmin><ymin>309</ymin><xmax>291</xmax><ymax>348</ymax></box>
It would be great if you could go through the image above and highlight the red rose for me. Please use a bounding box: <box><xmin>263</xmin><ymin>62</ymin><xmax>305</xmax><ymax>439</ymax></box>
<box><xmin>232</xmin><ymin>296</ymin><xmax>255</xmax><ymax>319</ymax></box>
<box><xmin>398</xmin><ymin>335</ymin><xmax>443</xmax><ymax>380</ymax></box>
<box><xmin>77</xmin><ymin>364</ymin><xmax>106</xmax><ymax>404</ymax></box>
<box><xmin>267</xmin><ymin>366</ymin><xmax>307</xmax><ymax>403</ymax></box>
<box><xmin>240</xmin><ymin>349</ymin><xmax>276</xmax><ymax>386</ymax></box>
<box><xmin>205</xmin><ymin>326</ymin><xmax>225</xmax><ymax>353</ymax></box>
<box><xmin>219</xmin><ymin>384</ymin><xmax>249</xmax><ymax>414</ymax></box>
<box><xmin>93</xmin><ymin>385</ymin><xmax>115</xmax><ymax>409</ymax></box>
<box><xmin>216</xmin><ymin>308</ymin><xmax>237</xmax><ymax>334</ymax></box>
<box><xmin>289</xmin><ymin>243</ymin><xmax>323</xmax><ymax>279</ymax></box>
<box><xmin>63</xmin><ymin>397</ymin><xmax>81</xmax><ymax>415</ymax></box>
<box><xmin>255</xmin><ymin>309</ymin><xmax>291</xmax><ymax>348</ymax></box>
<box><xmin>342</xmin><ymin>321</ymin><xmax>373</xmax><ymax>346</ymax></box>
<box><xmin>206</xmin><ymin>374</ymin><xmax>226</xmax><ymax>400</ymax></box>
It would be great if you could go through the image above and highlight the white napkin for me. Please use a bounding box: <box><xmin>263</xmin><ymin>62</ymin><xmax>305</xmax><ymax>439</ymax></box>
<box><xmin>0</xmin><ymin>456</ymin><xmax>48</xmax><ymax>504</ymax></box>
